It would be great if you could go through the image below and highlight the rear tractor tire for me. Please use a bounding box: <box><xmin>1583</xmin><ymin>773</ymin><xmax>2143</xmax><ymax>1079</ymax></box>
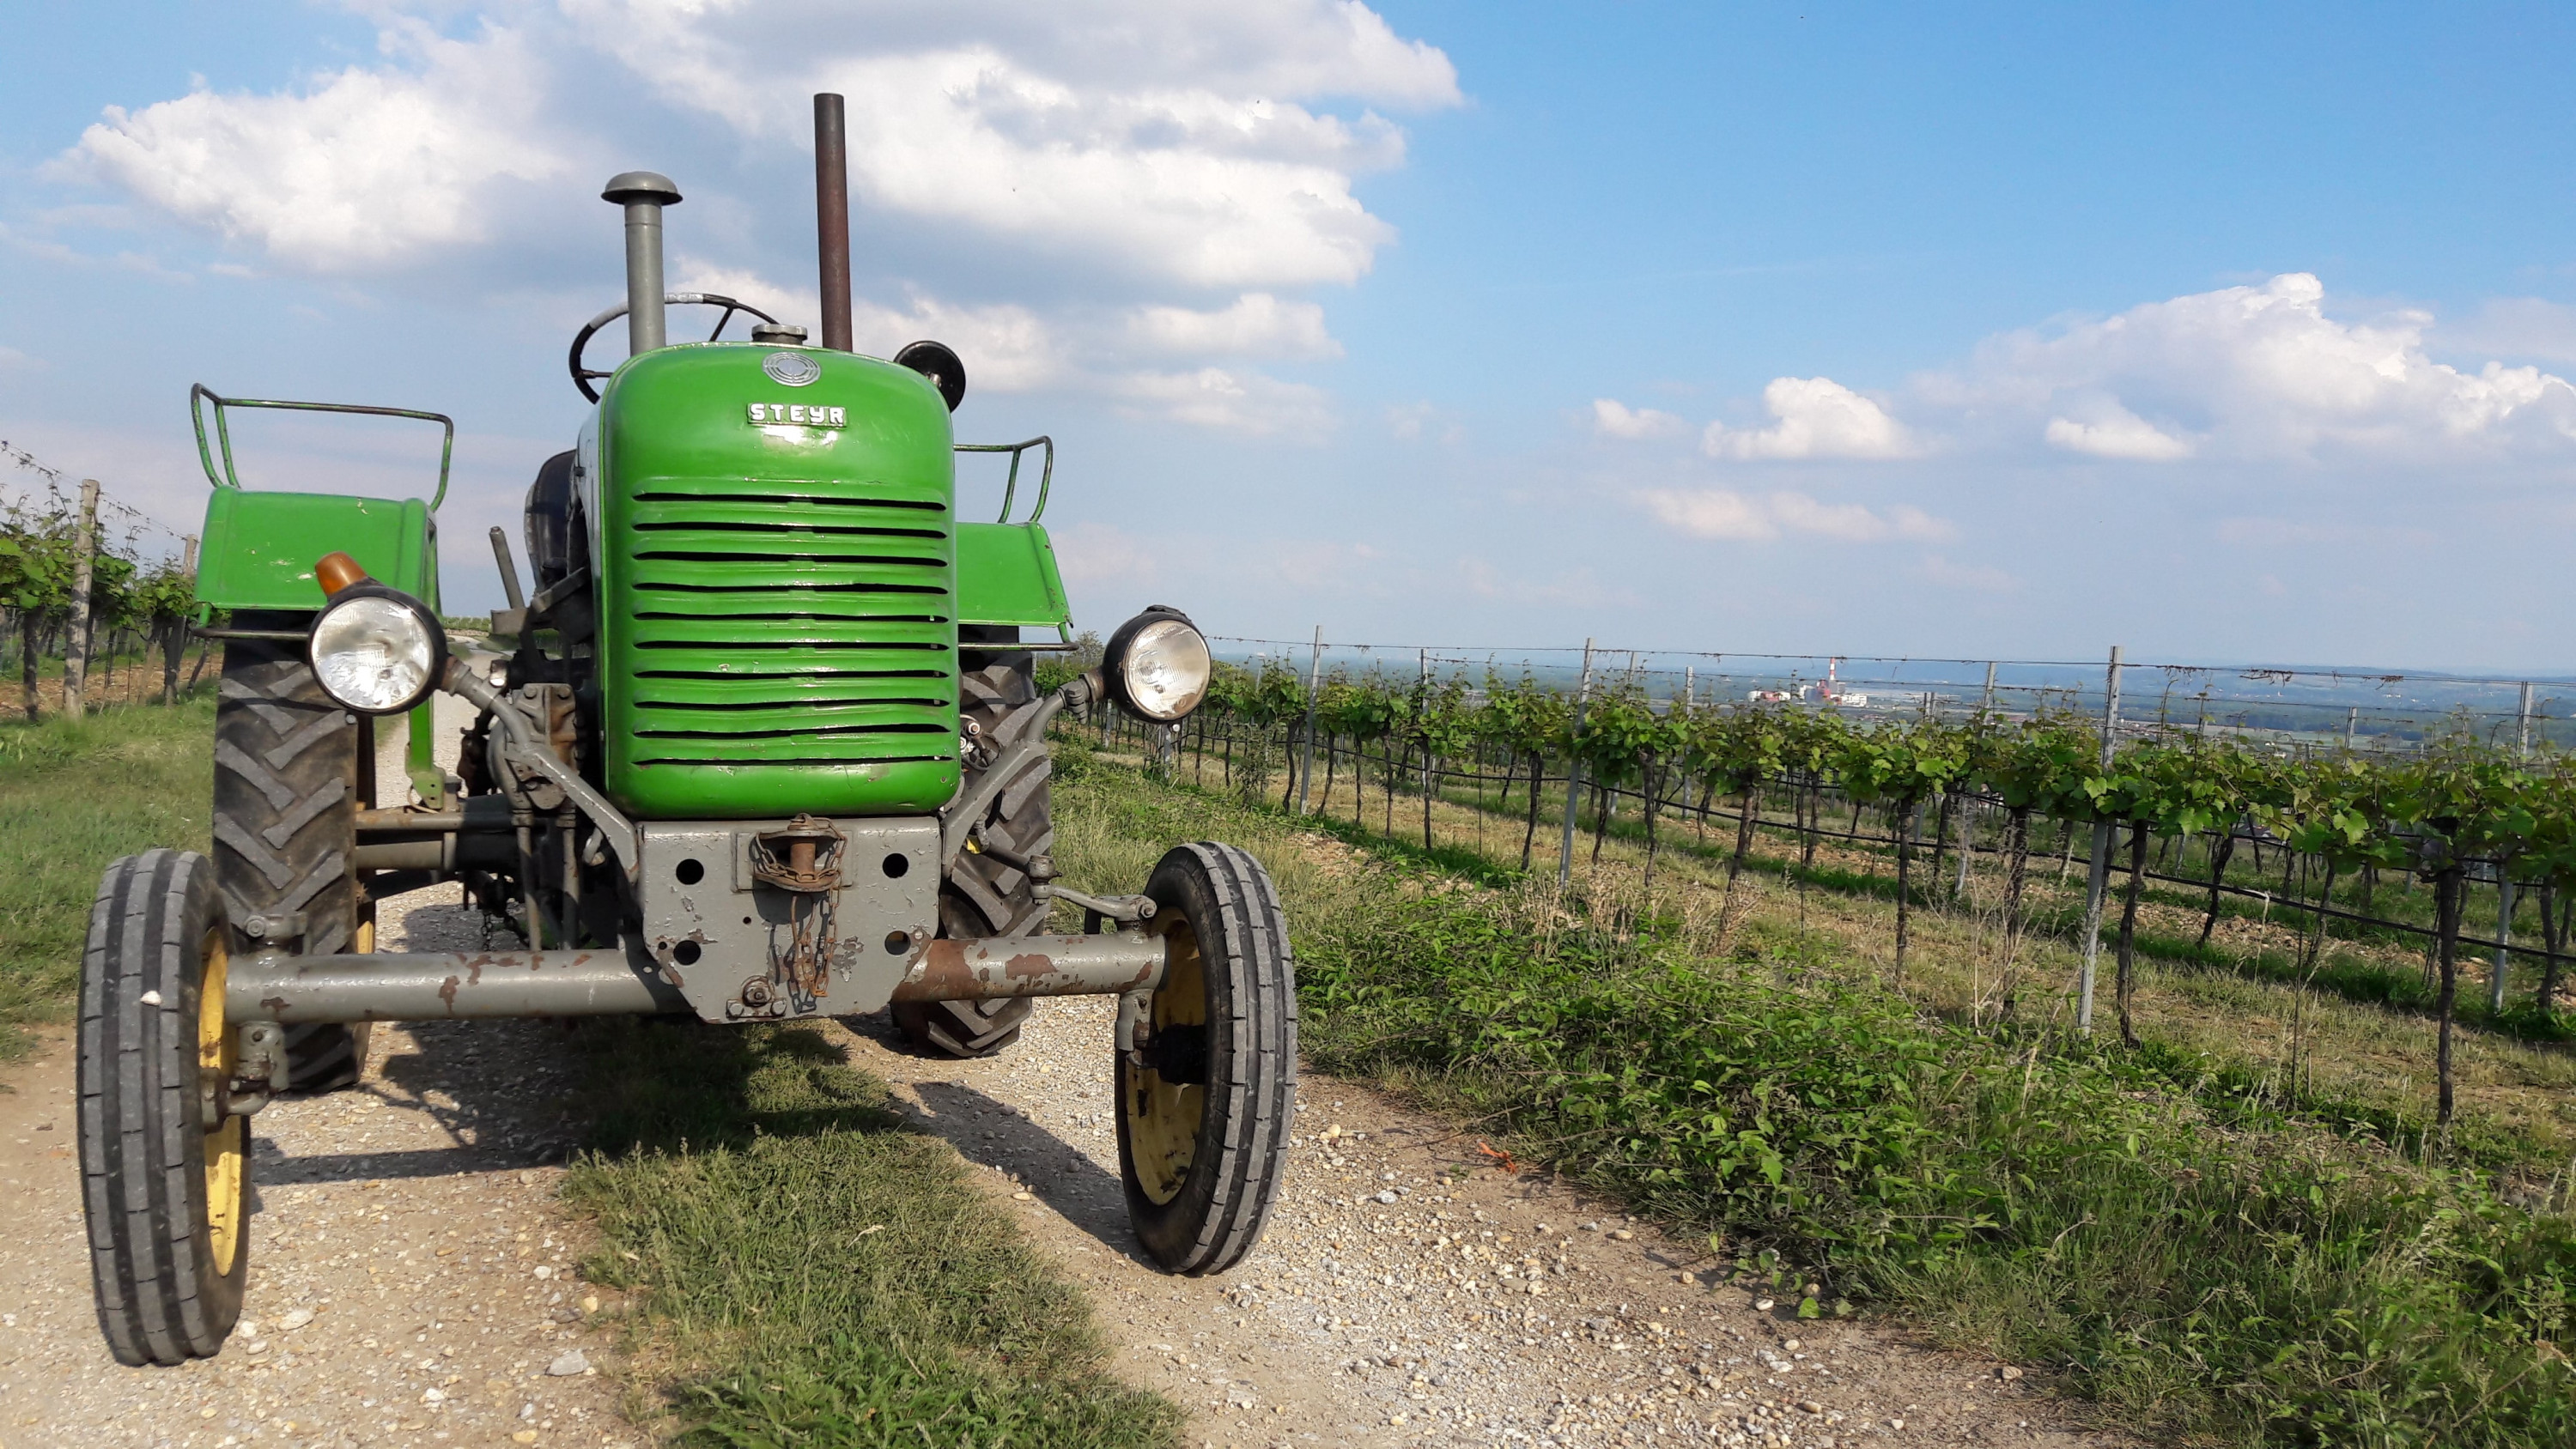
<box><xmin>1116</xmin><ymin>843</ymin><xmax>1297</xmax><ymax>1275</ymax></box>
<box><xmin>78</xmin><ymin>850</ymin><xmax>250</xmax><ymax>1365</ymax></box>
<box><xmin>213</xmin><ymin>623</ymin><xmax>372</xmax><ymax>1093</ymax></box>
<box><xmin>898</xmin><ymin>643</ymin><xmax>1051</xmax><ymax>1058</ymax></box>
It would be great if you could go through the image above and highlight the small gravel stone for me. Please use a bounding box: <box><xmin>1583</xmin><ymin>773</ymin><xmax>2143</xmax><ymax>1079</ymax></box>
<box><xmin>276</xmin><ymin>1307</ymin><xmax>315</xmax><ymax>1332</ymax></box>
<box><xmin>547</xmin><ymin>1349</ymin><xmax>589</xmax><ymax>1377</ymax></box>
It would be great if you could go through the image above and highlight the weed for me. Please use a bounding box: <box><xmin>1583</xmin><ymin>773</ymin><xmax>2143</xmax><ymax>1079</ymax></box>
<box><xmin>1054</xmin><ymin>746</ymin><xmax>2576</xmax><ymax>1447</ymax></box>
<box><xmin>563</xmin><ymin>1018</ymin><xmax>1182</xmax><ymax>1448</ymax></box>
<box><xmin>0</xmin><ymin>695</ymin><xmax>215</xmax><ymax>1058</ymax></box>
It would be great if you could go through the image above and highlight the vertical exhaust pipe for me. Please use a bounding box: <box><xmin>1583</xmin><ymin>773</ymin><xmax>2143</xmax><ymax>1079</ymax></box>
<box><xmin>602</xmin><ymin>171</ymin><xmax>683</xmax><ymax>357</ymax></box>
<box><xmin>814</xmin><ymin>94</ymin><xmax>854</xmax><ymax>352</ymax></box>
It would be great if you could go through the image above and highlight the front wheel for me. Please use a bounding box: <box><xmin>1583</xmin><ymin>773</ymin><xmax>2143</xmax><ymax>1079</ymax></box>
<box><xmin>77</xmin><ymin>850</ymin><xmax>249</xmax><ymax>1365</ymax></box>
<box><xmin>1116</xmin><ymin>843</ymin><xmax>1297</xmax><ymax>1275</ymax></box>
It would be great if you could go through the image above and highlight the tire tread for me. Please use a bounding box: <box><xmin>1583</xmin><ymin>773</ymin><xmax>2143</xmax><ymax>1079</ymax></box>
<box><xmin>78</xmin><ymin>850</ymin><xmax>245</xmax><ymax>1366</ymax></box>
<box><xmin>1125</xmin><ymin>841</ymin><xmax>1297</xmax><ymax>1275</ymax></box>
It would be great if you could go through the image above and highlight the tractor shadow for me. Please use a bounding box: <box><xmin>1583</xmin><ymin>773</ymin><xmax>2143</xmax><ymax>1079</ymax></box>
<box><xmin>252</xmin><ymin>1012</ymin><xmax>594</xmax><ymax>1186</ymax></box>
<box><xmin>252</xmin><ymin>901</ymin><xmax>619</xmax><ymax>1186</ymax></box>
<box><xmin>839</xmin><ymin>1009</ymin><xmax>1151</xmax><ymax>1264</ymax></box>
<box><xmin>899</xmin><ymin>1076</ymin><xmax>1148</xmax><ymax>1264</ymax></box>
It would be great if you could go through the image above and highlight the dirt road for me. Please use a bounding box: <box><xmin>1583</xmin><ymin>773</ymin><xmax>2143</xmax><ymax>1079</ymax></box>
<box><xmin>2</xmin><ymin>689</ymin><xmax>2122</xmax><ymax>1446</ymax></box>
<box><xmin>0</xmin><ymin>695</ymin><xmax>632</xmax><ymax>1449</ymax></box>
<box><xmin>834</xmin><ymin>993</ymin><xmax>2123</xmax><ymax>1449</ymax></box>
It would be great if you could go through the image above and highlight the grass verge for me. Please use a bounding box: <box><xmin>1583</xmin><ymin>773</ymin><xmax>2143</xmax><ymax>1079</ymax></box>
<box><xmin>1054</xmin><ymin>741</ymin><xmax>2576</xmax><ymax>1448</ymax></box>
<box><xmin>562</xmin><ymin>1017</ymin><xmax>1183</xmax><ymax>1448</ymax></box>
<box><xmin>0</xmin><ymin>694</ymin><xmax>215</xmax><ymax>1059</ymax></box>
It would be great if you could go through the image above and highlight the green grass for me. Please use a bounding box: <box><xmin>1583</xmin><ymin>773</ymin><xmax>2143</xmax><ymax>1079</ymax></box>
<box><xmin>0</xmin><ymin>699</ymin><xmax>1171</xmax><ymax>1445</ymax></box>
<box><xmin>1402</xmin><ymin>751</ymin><xmax>2572</xmax><ymax>1032</ymax></box>
<box><xmin>0</xmin><ymin>694</ymin><xmax>215</xmax><ymax>1059</ymax></box>
<box><xmin>562</xmin><ymin>1017</ymin><xmax>1183</xmax><ymax>1448</ymax></box>
<box><xmin>1054</xmin><ymin>739</ymin><xmax>2576</xmax><ymax>1448</ymax></box>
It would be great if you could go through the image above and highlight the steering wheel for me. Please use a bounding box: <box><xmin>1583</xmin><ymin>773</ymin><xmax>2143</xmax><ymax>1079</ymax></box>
<box><xmin>568</xmin><ymin>292</ymin><xmax>781</xmax><ymax>402</ymax></box>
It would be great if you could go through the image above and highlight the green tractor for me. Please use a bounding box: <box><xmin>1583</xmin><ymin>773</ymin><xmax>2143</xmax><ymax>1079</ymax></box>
<box><xmin>77</xmin><ymin>94</ymin><xmax>1296</xmax><ymax>1367</ymax></box>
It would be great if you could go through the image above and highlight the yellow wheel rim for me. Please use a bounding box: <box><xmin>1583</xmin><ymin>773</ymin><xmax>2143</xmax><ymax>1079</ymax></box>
<box><xmin>1125</xmin><ymin>919</ymin><xmax>1206</xmax><ymax>1206</ymax></box>
<box><xmin>197</xmin><ymin>929</ymin><xmax>244</xmax><ymax>1276</ymax></box>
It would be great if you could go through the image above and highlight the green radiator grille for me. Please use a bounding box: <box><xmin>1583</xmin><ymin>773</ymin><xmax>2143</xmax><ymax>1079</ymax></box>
<box><xmin>604</xmin><ymin>476</ymin><xmax>960</xmax><ymax>815</ymax></box>
<box><xmin>594</xmin><ymin>342</ymin><xmax>963</xmax><ymax>819</ymax></box>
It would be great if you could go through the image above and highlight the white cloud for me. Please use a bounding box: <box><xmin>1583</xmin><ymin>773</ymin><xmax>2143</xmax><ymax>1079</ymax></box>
<box><xmin>2215</xmin><ymin>517</ymin><xmax>2436</xmax><ymax>548</ymax></box>
<box><xmin>1384</xmin><ymin>401</ymin><xmax>1464</xmax><ymax>445</ymax></box>
<box><xmin>561</xmin><ymin>0</ymin><xmax>1458</xmax><ymax>289</ymax></box>
<box><xmin>1127</xmin><ymin>294</ymin><xmax>1340</xmax><ymax>360</ymax></box>
<box><xmin>1113</xmin><ymin>367</ymin><xmax>1334</xmax><ymax>440</ymax></box>
<box><xmin>65</xmin><ymin>21</ymin><xmax>565</xmax><ymax>270</ymax></box>
<box><xmin>1455</xmin><ymin>558</ymin><xmax>1641</xmax><ymax>609</ymax></box>
<box><xmin>2433</xmin><ymin>297</ymin><xmax>2576</xmax><ymax>367</ymax></box>
<box><xmin>671</xmin><ymin>260</ymin><xmax>1066</xmax><ymax>391</ymax></box>
<box><xmin>0</xmin><ymin>346</ymin><xmax>41</xmax><ymax>372</ymax></box>
<box><xmin>1702</xmin><ymin>377</ymin><xmax>1917</xmax><ymax>460</ymax></box>
<box><xmin>2043</xmin><ymin>404</ymin><xmax>2194</xmax><ymax>460</ymax></box>
<box><xmin>1590</xmin><ymin>398</ymin><xmax>1684</xmax><ymax>440</ymax></box>
<box><xmin>1916</xmin><ymin>554</ymin><xmax>2015</xmax><ymax>592</ymax></box>
<box><xmin>1050</xmin><ymin>520</ymin><xmax>1162</xmax><ymax>588</ymax></box>
<box><xmin>1928</xmin><ymin>272</ymin><xmax>2576</xmax><ymax>461</ymax></box>
<box><xmin>1257</xmin><ymin>538</ymin><xmax>1384</xmax><ymax>591</ymax></box>
<box><xmin>1635</xmin><ymin>488</ymin><xmax>1952</xmax><ymax>544</ymax></box>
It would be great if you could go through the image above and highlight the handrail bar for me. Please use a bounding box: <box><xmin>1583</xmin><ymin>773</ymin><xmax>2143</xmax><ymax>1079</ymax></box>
<box><xmin>955</xmin><ymin>436</ymin><xmax>1054</xmax><ymax>524</ymax></box>
<box><xmin>190</xmin><ymin>383</ymin><xmax>454</xmax><ymax>511</ymax></box>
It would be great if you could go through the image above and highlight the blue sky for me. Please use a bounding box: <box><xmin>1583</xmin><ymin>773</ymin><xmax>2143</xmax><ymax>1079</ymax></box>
<box><xmin>6</xmin><ymin>2</ymin><xmax>2576</xmax><ymax>669</ymax></box>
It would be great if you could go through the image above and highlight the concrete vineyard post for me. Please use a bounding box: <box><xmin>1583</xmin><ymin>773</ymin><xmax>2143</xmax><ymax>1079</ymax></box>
<box><xmin>2078</xmin><ymin>645</ymin><xmax>2122</xmax><ymax>1033</ymax></box>
<box><xmin>1558</xmin><ymin>639</ymin><xmax>1595</xmax><ymax>891</ymax></box>
<box><xmin>1951</xmin><ymin>662</ymin><xmax>1997</xmax><ymax>902</ymax></box>
<box><xmin>1419</xmin><ymin>648</ymin><xmax>1432</xmax><ymax>849</ymax></box>
<box><xmin>2493</xmin><ymin>681</ymin><xmax>2537</xmax><ymax>1015</ymax></box>
<box><xmin>61</xmin><ymin>477</ymin><xmax>100</xmax><ymax>721</ymax></box>
<box><xmin>2494</xmin><ymin>879</ymin><xmax>2516</xmax><ymax>1015</ymax></box>
<box><xmin>1296</xmin><ymin>626</ymin><xmax>1322</xmax><ymax>814</ymax></box>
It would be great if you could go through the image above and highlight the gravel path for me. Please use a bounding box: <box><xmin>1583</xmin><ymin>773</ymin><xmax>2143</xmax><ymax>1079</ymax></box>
<box><xmin>832</xmin><ymin>995</ymin><xmax>2128</xmax><ymax>1449</ymax></box>
<box><xmin>1</xmin><ymin>689</ymin><xmax>2129</xmax><ymax>1447</ymax></box>
<box><xmin>0</xmin><ymin>694</ymin><xmax>631</xmax><ymax>1449</ymax></box>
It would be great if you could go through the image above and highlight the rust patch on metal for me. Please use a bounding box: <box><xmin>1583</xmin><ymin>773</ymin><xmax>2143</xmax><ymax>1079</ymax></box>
<box><xmin>260</xmin><ymin>995</ymin><xmax>289</xmax><ymax>1015</ymax></box>
<box><xmin>887</xmin><ymin>934</ymin><xmax>1166</xmax><ymax>1004</ymax></box>
<box><xmin>438</xmin><ymin>975</ymin><xmax>462</xmax><ymax>1013</ymax></box>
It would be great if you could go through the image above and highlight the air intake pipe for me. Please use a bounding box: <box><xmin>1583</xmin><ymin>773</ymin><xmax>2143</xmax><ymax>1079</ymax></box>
<box><xmin>602</xmin><ymin>171</ymin><xmax>683</xmax><ymax>357</ymax></box>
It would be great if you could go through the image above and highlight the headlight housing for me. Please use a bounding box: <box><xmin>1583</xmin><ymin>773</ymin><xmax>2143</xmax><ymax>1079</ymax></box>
<box><xmin>309</xmin><ymin>585</ymin><xmax>447</xmax><ymax>715</ymax></box>
<box><xmin>1102</xmin><ymin>606</ymin><xmax>1212</xmax><ymax>722</ymax></box>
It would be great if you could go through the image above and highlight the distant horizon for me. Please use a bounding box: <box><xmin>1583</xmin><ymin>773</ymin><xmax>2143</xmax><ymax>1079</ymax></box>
<box><xmin>8</xmin><ymin>3</ymin><xmax>2576</xmax><ymax>668</ymax></box>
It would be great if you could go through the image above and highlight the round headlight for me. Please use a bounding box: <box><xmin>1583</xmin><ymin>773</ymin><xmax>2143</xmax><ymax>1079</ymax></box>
<box><xmin>1106</xmin><ymin>609</ymin><xmax>1212</xmax><ymax>722</ymax></box>
<box><xmin>309</xmin><ymin>592</ymin><xmax>446</xmax><ymax>714</ymax></box>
